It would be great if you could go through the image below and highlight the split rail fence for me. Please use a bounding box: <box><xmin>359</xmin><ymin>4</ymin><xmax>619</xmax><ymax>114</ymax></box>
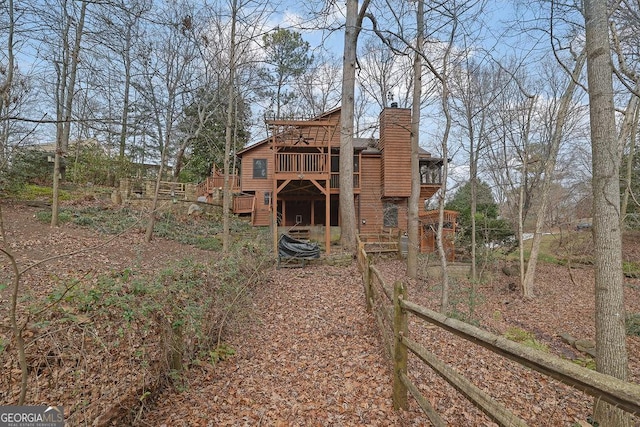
<box><xmin>355</xmin><ymin>235</ymin><xmax>640</xmax><ymax>426</ymax></box>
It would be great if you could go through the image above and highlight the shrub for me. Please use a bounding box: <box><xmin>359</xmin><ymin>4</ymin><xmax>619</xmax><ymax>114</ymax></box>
<box><xmin>504</xmin><ymin>327</ymin><xmax>549</xmax><ymax>352</ymax></box>
<box><xmin>626</xmin><ymin>313</ymin><xmax>640</xmax><ymax>337</ymax></box>
<box><xmin>35</xmin><ymin>209</ymin><xmax>72</xmax><ymax>223</ymax></box>
<box><xmin>6</xmin><ymin>148</ymin><xmax>53</xmax><ymax>188</ymax></box>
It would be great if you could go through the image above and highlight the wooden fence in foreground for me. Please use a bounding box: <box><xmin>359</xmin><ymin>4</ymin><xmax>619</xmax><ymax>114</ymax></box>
<box><xmin>355</xmin><ymin>236</ymin><xmax>640</xmax><ymax>426</ymax></box>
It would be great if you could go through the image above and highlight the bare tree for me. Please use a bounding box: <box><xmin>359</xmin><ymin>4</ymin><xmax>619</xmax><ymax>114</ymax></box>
<box><xmin>49</xmin><ymin>0</ymin><xmax>89</xmax><ymax>227</ymax></box>
<box><xmin>406</xmin><ymin>0</ymin><xmax>423</xmax><ymax>279</ymax></box>
<box><xmin>584</xmin><ymin>0</ymin><xmax>630</xmax><ymax>425</ymax></box>
<box><xmin>522</xmin><ymin>51</ymin><xmax>585</xmax><ymax>298</ymax></box>
<box><xmin>450</xmin><ymin>57</ymin><xmax>502</xmax><ymax>282</ymax></box>
<box><xmin>137</xmin><ymin>2</ymin><xmax>201</xmax><ymax>241</ymax></box>
<box><xmin>293</xmin><ymin>52</ymin><xmax>343</xmax><ymax>117</ymax></box>
<box><xmin>339</xmin><ymin>0</ymin><xmax>370</xmax><ymax>251</ymax></box>
<box><xmin>222</xmin><ymin>0</ymin><xmax>239</xmax><ymax>253</ymax></box>
<box><xmin>357</xmin><ymin>37</ymin><xmax>413</xmax><ymax>110</ymax></box>
<box><xmin>0</xmin><ymin>0</ymin><xmax>16</xmax><ymax>168</ymax></box>
<box><xmin>95</xmin><ymin>0</ymin><xmax>150</xmax><ymax>165</ymax></box>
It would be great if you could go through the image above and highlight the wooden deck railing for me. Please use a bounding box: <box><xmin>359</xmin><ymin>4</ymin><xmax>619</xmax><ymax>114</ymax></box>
<box><xmin>355</xmin><ymin>235</ymin><xmax>640</xmax><ymax>425</ymax></box>
<box><xmin>196</xmin><ymin>175</ymin><xmax>241</xmax><ymax>197</ymax></box>
<box><xmin>330</xmin><ymin>172</ymin><xmax>360</xmax><ymax>189</ymax></box>
<box><xmin>276</xmin><ymin>152</ymin><xmax>327</xmax><ymax>174</ymax></box>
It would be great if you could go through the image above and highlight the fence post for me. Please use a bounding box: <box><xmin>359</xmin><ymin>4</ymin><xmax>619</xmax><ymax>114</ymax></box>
<box><xmin>392</xmin><ymin>280</ymin><xmax>408</xmax><ymax>409</ymax></box>
<box><xmin>364</xmin><ymin>254</ymin><xmax>372</xmax><ymax>312</ymax></box>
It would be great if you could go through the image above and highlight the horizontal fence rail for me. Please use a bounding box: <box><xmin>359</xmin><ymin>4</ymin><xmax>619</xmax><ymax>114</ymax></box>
<box><xmin>401</xmin><ymin>299</ymin><xmax>640</xmax><ymax>417</ymax></box>
<box><xmin>355</xmin><ymin>234</ymin><xmax>640</xmax><ymax>425</ymax></box>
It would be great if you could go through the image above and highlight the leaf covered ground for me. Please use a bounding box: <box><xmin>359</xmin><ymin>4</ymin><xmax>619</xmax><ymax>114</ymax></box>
<box><xmin>1</xmin><ymin>199</ymin><xmax>639</xmax><ymax>426</ymax></box>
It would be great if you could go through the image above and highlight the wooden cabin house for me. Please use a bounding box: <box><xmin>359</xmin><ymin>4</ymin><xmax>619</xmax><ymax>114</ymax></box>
<box><xmin>199</xmin><ymin>105</ymin><xmax>444</xmax><ymax>254</ymax></box>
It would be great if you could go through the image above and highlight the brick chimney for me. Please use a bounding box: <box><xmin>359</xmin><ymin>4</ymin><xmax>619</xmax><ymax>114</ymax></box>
<box><xmin>379</xmin><ymin>106</ymin><xmax>412</xmax><ymax>198</ymax></box>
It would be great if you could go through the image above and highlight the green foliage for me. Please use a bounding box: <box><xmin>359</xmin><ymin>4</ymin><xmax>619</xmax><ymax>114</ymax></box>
<box><xmin>35</xmin><ymin>209</ymin><xmax>72</xmax><ymax>223</ymax></box>
<box><xmin>66</xmin><ymin>144</ymin><xmax>120</xmax><ymax>186</ymax></box>
<box><xmin>622</xmin><ymin>261</ymin><xmax>640</xmax><ymax>278</ymax></box>
<box><xmin>35</xmin><ymin>204</ymin><xmax>250</xmax><ymax>252</ymax></box>
<box><xmin>45</xmin><ymin>243</ymin><xmax>269</xmax><ymax>375</ymax></box>
<box><xmin>178</xmin><ymin>88</ymin><xmax>250</xmax><ymax>183</ymax></box>
<box><xmin>503</xmin><ymin>327</ymin><xmax>549</xmax><ymax>352</ymax></box>
<box><xmin>626</xmin><ymin>313</ymin><xmax>640</xmax><ymax>337</ymax></box>
<box><xmin>5</xmin><ymin>148</ymin><xmax>53</xmax><ymax>189</ymax></box>
<box><xmin>193</xmin><ymin>236</ymin><xmax>222</xmax><ymax>251</ymax></box>
<box><xmin>446</xmin><ymin>180</ymin><xmax>514</xmax><ymax>250</ymax></box>
<box><xmin>259</xmin><ymin>28</ymin><xmax>313</xmax><ymax>115</ymax></box>
<box><xmin>12</xmin><ymin>184</ymin><xmax>71</xmax><ymax>202</ymax></box>
<box><xmin>209</xmin><ymin>344</ymin><xmax>236</xmax><ymax>366</ymax></box>
<box><xmin>70</xmin><ymin>206</ymin><xmax>139</xmax><ymax>234</ymax></box>
<box><xmin>572</xmin><ymin>357</ymin><xmax>596</xmax><ymax>370</ymax></box>
<box><xmin>446</xmin><ymin>180</ymin><xmax>496</xmax><ymax>215</ymax></box>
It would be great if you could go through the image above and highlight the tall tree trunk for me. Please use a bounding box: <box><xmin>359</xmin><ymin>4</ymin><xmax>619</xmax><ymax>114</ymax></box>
<box><xmin>407</xmin><ymin>0</ymin><xmax>424</xmax><ymax>279</ymax></box>
<box><xmin>119</xmin><ymin>25</ymin><xmax>133</xmax><ymax>162</ymax></box>
<box><xmin>518</xmin><ymin>95</ymin><xmax>535</xmax><ymax>298</ymax></box>
<box><xmin>0</xmin><ymin>0</ymin><xmax>15</xmax><ymax>165</ymax></box>
<box><xmin>585</xmin><ymin>0</ymin><xmax>630</xmax><ymax>425</ymax></box>
<box><xmin>619</xmin><ymin>86</ymin><xmax>640</xmax><ymax>228</ymax></box>
<box><xmin>144</xmin><ymin>159</ymin><xmax>165</xmax><ymax>242</ymax></box>
<box><xmin>523</xmin><ymin>52</ymin><xmax>585</xmax><ymax>297</ymax></box>
<box><xmin>438</xmin><ymin>74</ymin><xmax>452</xmax><ymax>315</ymax></box>
<box><xmin>145</xmin><ymin>118</ymin><xmax>169</xmax><ymax>242</ymax></box>
<box><xmin>470</xmin><ymin>142</ymin><xmax>477</xmax><ymax>281</ymax></box>
<box><xmin>338</xmin><ymin>0</ymin><xmax>359</xmax><ymax>252</ymax></box>
<box><xmin>222</xmin><ymin>0</ymin><xmax>238</xmax><ymax>253</ymax></box>
<box><xmin>52</xmin><ymin>0</ymin><xmax>88</xmax><ymax>227</ymax></box>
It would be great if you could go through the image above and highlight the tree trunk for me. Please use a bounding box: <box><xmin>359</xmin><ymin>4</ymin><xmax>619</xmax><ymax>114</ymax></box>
<box><xmin>407</xmin><ymin>0</ymin><xmax>424</xmax><ymax>279</ymax></box>
<box><xmin>438</xmin><ymin>77</ymin><xmax>452</xmax><ymax>315</ymax></box>
<box><xmin>523</xmin><ymin>52</ymin><xmax>585</xmax><ymax>297</ymax></box>
<box><xmin>619</xmin><ymin>85</ymin><xmax>640</xmax><ymax>228</ymax></box>
<box><xmin>519</xmin><ymin>95</ymin><xmax>535</xmax><ymax>298</ymax></box>
<box><xmin>119</xmin><ymin>25</ymin><xmax>132</xmax><ymax>162</ymax></box>
<box><xmin>0</xmin><ymin>0</ymin><xmax>15</xmax><ymax>165</ymax></box>
<box><xmin>222</xmin><ymin>0</ymin><xmax>238</xmax><ymax>254</ymax></box>
<box><xmin>338</xmin><ymin>0</ymin><xmax>360</xmax><ymax>253</ymax></box>
<box><xmin>585</xmin><ymin>0</ymin><xmax>630</xmax><ymax>425</ymax></box>
<box><xmin>52</xmin><ymin>1</ymin><xmax>88</xmax><ymax>227</ymax></box>
<box><xmin>470</xmin><ymin>149</ymin><xmax>477</xmax><ymax>281</ymax></box>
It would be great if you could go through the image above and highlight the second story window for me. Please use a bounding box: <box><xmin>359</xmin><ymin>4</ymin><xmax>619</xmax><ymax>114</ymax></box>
<box><xmin>253</xmin><ymin>159</ymin><xmax>267</xmax><ymax>179</ymax></box>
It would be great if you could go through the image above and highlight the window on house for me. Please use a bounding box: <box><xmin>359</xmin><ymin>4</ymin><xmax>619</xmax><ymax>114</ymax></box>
<box><xmin>253</xmin><ymin>159</ymin><xmax>267</xmax><ymax>178</ymax></box>
<box><xmin>264</xmin><ymin>192</ymin><xmax>271</xmax><ymax>205</ymax></box>
<box><xmin>383</xmin><ymin>202</ymin><xmax>398</xmax><ymax>228</ymax></box>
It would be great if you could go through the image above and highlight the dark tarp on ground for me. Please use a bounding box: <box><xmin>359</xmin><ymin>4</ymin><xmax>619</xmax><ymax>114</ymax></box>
<box><xmin>278</xmin><ymin>234</ymin><xmax>321</xmax><ymax>259</ymax></box>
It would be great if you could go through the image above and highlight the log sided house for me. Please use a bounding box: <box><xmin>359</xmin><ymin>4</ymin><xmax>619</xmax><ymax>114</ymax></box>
<box><xmin>198</xmin><ymin>105</ymin><xmax>445</xmax><ymax>254</ymax></box>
